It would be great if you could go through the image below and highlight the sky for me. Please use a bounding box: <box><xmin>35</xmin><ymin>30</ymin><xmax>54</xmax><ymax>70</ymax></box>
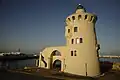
<box><xmin>0</xmin><ymin>0</ymin><xmax>120</xmax><ymax>54</ymax></box>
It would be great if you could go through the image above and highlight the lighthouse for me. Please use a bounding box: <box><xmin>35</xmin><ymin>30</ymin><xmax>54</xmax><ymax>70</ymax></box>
<box><xmin>64</xmin><ymin>4</ymin><xmax>100</xmax><ymax>76</ymax></box>
<box><xmin>38</xmin><ymin>4</ymin><xmax>100</xmax><ymax>77</ymax></box>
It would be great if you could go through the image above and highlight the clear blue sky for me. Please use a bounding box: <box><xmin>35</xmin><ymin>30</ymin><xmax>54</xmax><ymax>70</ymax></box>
<box><xmin>0</xmin><ymin>0</ymin><xmax>120</xmax><ymax>54</ymax></box>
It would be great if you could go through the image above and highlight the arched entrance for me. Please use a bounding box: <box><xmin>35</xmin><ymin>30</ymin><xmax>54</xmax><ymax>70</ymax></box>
<box><xmin>49</xmin><ymin>50</ymin><xmax>61</xmax><ymax>71</ymax></box>
<box><xmin>53</xmin><ymin>59</ymin><xmax>61</xmax><ymax>71</ymax></box>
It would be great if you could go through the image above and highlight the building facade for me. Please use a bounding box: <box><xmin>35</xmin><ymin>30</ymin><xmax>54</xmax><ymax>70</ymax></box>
<box><xmin>37</xmin><ymin>4</ymin><xmax>100</xmax><ymax>77</ymax></box>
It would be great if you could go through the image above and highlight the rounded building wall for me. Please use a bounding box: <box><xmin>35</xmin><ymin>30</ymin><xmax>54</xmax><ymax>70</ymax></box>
<box><xmin>65</xmin><ymin>12</ymin><xmax>97</xmax><ymax>46</ymax></box>
<box><xmin>64</xmin><ymin>5</ymin><xmax>100</xmax><ymax>77</ymax></box>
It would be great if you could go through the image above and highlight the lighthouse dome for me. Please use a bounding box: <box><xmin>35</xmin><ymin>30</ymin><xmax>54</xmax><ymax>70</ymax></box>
<box><xmin>76</xmin><ymin>4</ymin><xmax>86</xmax><ymax>13</ymax></box>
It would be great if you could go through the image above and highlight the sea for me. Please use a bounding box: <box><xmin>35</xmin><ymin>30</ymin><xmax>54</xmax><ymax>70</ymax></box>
<box><xmin>0</xmin><ymin>59</ymin><xmax>36</xmax><ymax>69</ymax></box>
<box><xmin>100</xmin><ymin>58</ymin><xmax>120</xmax><ymax>63</ymax></box>
<box><xmin>0</xmin><ymin>58</ymin><xmax>120</xmax><ymax>69</ymax></box>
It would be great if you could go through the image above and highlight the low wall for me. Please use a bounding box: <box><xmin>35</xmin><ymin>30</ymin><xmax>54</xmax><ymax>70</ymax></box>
<box><xmin>112</xmin><ymin>62</ymin><xmax>120</xmax><ymax>70</ymax></box>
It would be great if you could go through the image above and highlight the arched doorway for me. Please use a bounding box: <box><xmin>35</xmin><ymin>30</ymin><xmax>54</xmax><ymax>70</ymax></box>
<box><xmin>53</xmin><ymin>59</ymin><xmax>61</xmax><ymax>71</ymax></box>
<box><xmin>49</xmin><ymin>50</ymin><xmax>61</xmax><ymax>70</ymax></box>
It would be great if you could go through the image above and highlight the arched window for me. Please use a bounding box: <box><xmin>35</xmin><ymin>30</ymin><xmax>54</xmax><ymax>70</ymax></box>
<box><xmin>78</xmin><ymin>15</ymin><xmax>81</xmax><ymax>20</ymax></box>
<box><xmin>68</xmin><ymin>18</ymin><xmax>71</xmax><ymax>21</ymax></box>
<box><xmin>68</xmin><ymin>29</ymin><xmax>70</xmax><ymax>33</ymax></box>
<box><xmin>72</xmin><ymin>16</ymin><xmax>75</xmax><ymax>20</ymax></box>
<box><xmin>51</xmin><ymin>50</ymin><xmax>61</xmax><ymax>56</ymax></box>
<box><xmin>76</xmin><ymin>38</ymin><xmax>79</xmax><ymax>44</ymax></box>
<box><xmin>71</xmin><ymin>50</ymin><xmax>77</xmax><ymax>56</ymax></box>
<box><xmin>90</xmin><ymin>16</ymin><xmax>93</xmax><ymax>22</ymax></box>
<box><xmin>71</xmin><ymin>39</ymin><xmax>74</xmax><ymax>44</ymax></box>
<box><xmin>74</xmin><ymin>27</ymin><xmax>78</xmax><ymax>32</ymax></box>
<box><xmin>75</xmin><ymin>38</ymin><xmax>83</xmax><ymax>44</ymax></box>
<box><xmin>74</xmin><ymin>50</ymin><xmax>77</xmax><ymax>56</ymax></box>
<box><xmin>71</xmin><ymin>51</ymin><xmax>73</xmax><ymax>56</ymax></box>
<box><xmin>85</xmin><ymin>15</ymin><xmax>87</xmax><ymax>20</ymax></box>
<box><xmin>80</xmin><ymin>38</ymin><xmax>83</xmax><ymax>43</ymax></box>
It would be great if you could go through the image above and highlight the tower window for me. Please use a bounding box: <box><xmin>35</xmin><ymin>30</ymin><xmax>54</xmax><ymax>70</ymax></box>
<box><xmin>85</xmin><ymin>15</ymin><xmax>87</xmax><ymax>20</ymax></box>
<box><xmin>68</xmin><ymin>29</ymin><xmax>70</xmax><ymax>33</ymax></box>
<box><xmin>68</xmin><ymin>18</ymin><xmax>71</xmax><ymax>21</ymax></box>
<box><xmin>76</xmin><ymin>38</ymin><xmax>83</xmax><ymax>44</ymax></box>
<box><xmin>93</xmin><ymin>16</ymin><xmax>97</xmax><ymax>23</ymax></box>
<box><xmin>90</xmin><ymin>16</ymin><xmax>93</xmax><ymax>21</ymax></box>
<box><xmin>74</xmin><ymin>27</ymin><xmax>78</xmax><ymax>32</ymax></box>
<box><xmin>80</xmin><ymin>38</ymin><xmax>83</xmax><ymax>43</ymax></box>
<box><xmin>76</xmin><ymin>38</ymin><xmax>79</xmax><ymax>44</ymax></box>
<box><xmin>74</xmin><ymin>50</ymin><xmax>77</xmax><ymax>56</ymax></box>
<box><xmin>72</xmin><ymin>16</ymin><xmax>75</xmax><ymax>20</ymax></box>
<box><xmin>71</xmin><ymin>50</ymin><xmax>77</xmax><ymax>56</ymax></box>
<box><xmin>71</xmin><ymin>39</ymin><xmax>74</xmax><ymax>44</ymax></box>
<box><xmin>78</xmin><ymin>15</ymin><xmax>81</xmax><ymax>20</ymax></box>
<box><xmin>71</xmin><ymin>51</ymin><xmax>73</xmax><ymax>56</ymax></box>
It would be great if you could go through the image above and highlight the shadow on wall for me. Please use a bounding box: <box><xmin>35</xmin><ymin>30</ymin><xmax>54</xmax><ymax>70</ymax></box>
<box><xmin>41</xmin><ymin>55</ymin><xmax>47</xmax><ymax>67</ymax></box>
<box><xmin>100</xmin><ymin>61</ymin><xmax>113</xmax><ymax>74</ymax></box>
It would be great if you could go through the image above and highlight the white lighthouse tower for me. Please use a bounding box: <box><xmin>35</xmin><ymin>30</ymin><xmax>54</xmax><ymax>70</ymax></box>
<box><xmin>38</xmin><ymin>4</ymin><xmax>100</xmax><ymax>77</ymax></box>
<box><xmin>64</xmin><ymin>4</ymin><xmax>100</xmax><ymax>76</ymax></box>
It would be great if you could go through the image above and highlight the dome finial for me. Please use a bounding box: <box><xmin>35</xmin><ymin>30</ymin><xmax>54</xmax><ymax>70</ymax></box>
<box><xmin>76</xmin><ymin>4</ymin><xmax>86</xmax><ymax>12</ymax></box>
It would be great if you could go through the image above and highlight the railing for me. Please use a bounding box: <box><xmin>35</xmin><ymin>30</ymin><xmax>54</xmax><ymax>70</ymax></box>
<box><xmin>99</xmin><ymin>55</ymin><xmax>120</xmax><ymax>59</ymax></box>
